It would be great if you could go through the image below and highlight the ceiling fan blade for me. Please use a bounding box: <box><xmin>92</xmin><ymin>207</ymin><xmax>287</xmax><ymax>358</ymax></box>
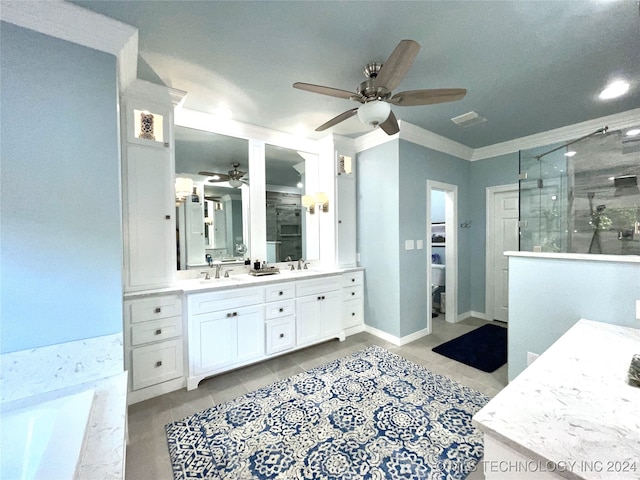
<box><xmin>389</xmin><ymin>88</ymin><xmax>467</xmax><ymax>106</ymax></box>
<box><xmin>293</xmin><ymin>82</ymin><xmax>356</xmax><ymax>100</ymax></box>
<box><xmin>200</xmin><ymin>171</ymin><xmax>231</xmax><ymax>182</ymax></box>
<box><xmin>373</xmin><ymin>39</ymin><xmax>420</xmax><ymax>91</ymax></box>
<box><xmin>315</xmin><ymin>108</ymin><xmax>358</xmax><ymax>131</ymax></box>
<box><xmin>379</xmin><ymin>110</ymin><xmax>399</xmax><ymax>136</ymax></box>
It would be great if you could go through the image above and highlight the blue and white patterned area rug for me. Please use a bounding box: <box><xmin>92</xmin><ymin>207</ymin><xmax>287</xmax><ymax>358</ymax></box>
<box><xmin>166</xmin><ymin>345</ymin><xmax>489</xmax><ymax>479</ymax></box>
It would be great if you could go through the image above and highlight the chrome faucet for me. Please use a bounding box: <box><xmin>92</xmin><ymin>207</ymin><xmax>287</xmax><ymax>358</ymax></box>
<box><xmin>201</xmin><ymin>271</ymin><xmax>211</xmax><ymax>280</ymax></box>
<box><xmin>288</xmin><ymin>263</ymin><xmax>295</xmax><ymax>271</ymax></box>
<box><xmin>298</xmin><ymin>258</ymin><xmax>304</xmax><ymax>270</ymax></box>
<box><xmin>214</xmin><ymin>264</ymin><xmax>222</xmax><ymax>279</ymax></box>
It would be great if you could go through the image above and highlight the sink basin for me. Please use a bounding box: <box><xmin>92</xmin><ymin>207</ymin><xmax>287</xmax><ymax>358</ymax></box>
<box><xmin>197</xmin><ymin>276</ymin><xmax>246</xmax><ymax>285</ymax></box>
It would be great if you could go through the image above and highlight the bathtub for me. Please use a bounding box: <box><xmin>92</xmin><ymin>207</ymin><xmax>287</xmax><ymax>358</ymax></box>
<box><xmin>1</xmin><ymin>389</ymin><xmax>95</xmax><ymax>480</ymax></box>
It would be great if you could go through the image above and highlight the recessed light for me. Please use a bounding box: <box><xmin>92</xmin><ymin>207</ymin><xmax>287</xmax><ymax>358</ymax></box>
<box><xmin>626</xmin><ymin>128</ymin><xmax>640</xmax><ymax>137</ymax></box>
<box><xmin>599</xmin><ymin>80</ymin><xmax>630</xmax><ymax>100</ymax></box>
<box><xmin>564</xmin><ymin>151</ymin><xmax>576</xmax><ymax>157</ymax></box>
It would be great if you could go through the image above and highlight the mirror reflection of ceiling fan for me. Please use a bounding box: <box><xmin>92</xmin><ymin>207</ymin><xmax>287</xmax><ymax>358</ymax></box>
<box><xmin>199</xmin><ymin>162</ymin><xmax>248</xmax><ymax>188</ymax></box>
<box><xmin>293</xmin><ymin>39</ymin><xmax>467</xmax><ymax>135</ymax></box>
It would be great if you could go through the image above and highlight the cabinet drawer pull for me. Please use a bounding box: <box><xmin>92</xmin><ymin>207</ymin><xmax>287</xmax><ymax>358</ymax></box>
<box><xmin>317</xmin><ymin>296</ymin><xmax>321</xmax><ymax>301</ymax></box>
<box><xmin>165</xmin><ymin>215</ymin><xmax>171</xmax><ymax>220</ymax></box>
<box><xmin>155</xmin><ymin>307</ymin><xmax>161</xmax><ymax>313</ymax></box>
<box><xmin>279</xmin><ymin>291</ymin><xmax>283</xmax><ymax>296</ymax></box>
<box><xmin>155</xmin><ymin>329</ymin><xmax>162</xmax><ymax>335</ymax></box>
<box><xmin>351</xmin><ymin>278</ymin><xmax>355</xmax><ymax>282</ymax></box>
<box><xmin>233</xmin><ymin>312</ymin><xmax>238</xmax><ymax>317</ymax></box>
<box><xmin>226</xmin><ymin>312</ymin><xmax>232</xmax><ymax>318</ymax></box>
<box><xmin>279</xmin><ymin>333</ymin><xmax>284</xmax><ymax>338</ymax></box>
<box><xmin>351</xmin><ymin>292</ymin><xmax>355</xmax><ymax>296</ymax></box>
<box><xmin>279</xmin><ymin>308</ymin><xmax>284</xmax><ymax>312</ymax></box>
<box><xmin>352</xmin><ymin>312</ymin><xmax>356</xmax><ymax>316</ymax></box>
<box><xmin>155</xmin><ymin>361</ymin><xmax>163</xmax><ymax>367</ymax></box>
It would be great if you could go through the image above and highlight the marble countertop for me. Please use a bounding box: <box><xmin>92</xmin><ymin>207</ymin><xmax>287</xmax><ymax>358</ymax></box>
<box><xmin>504</xmin><ymin>251</ymin><xmax>640</xmax><ymax>264</ymax></box>
<box><xmin>124</xmin><ymin>266</ymin><xmax>364</xmax><ymax>298</ymax></box>
<box><xmin>473</xmin><ymin>319</ymin><xmax>640</xmax><ymax>479</ymax></box>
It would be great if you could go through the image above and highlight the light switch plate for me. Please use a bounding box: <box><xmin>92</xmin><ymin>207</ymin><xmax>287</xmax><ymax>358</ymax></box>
<box><xmin>405</xmin><ymin>240</ymin><xmax>414</xmax><ymax>250</ymax></box>
<box><xmin>416</xmin><ymin>239</ymin><xmax>424</xmax><ymax>249</ymax></box>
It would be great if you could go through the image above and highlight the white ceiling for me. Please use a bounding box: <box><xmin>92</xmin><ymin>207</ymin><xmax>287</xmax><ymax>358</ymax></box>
<box><xmin>72</xmin><ymin>0</ymin><xmax>640</xmax><ymax>149</ymax></box>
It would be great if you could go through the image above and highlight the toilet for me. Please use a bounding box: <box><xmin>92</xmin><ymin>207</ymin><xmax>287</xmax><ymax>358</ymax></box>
<box><xmin>431</xmin><ymin>264</ymin><xmax>446</xmax><ymax>315</ymax></box>
<box><xmin>431</xmin><ymin>264</ymin><xmax>445</xmax><ymax>288</ymax></box>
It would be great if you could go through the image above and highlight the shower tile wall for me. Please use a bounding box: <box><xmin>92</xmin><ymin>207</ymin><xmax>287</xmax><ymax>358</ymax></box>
<box><xmin>266</xmin><ymin>191</ymin><xmax>303</xmax><ymax>261</ymax></box>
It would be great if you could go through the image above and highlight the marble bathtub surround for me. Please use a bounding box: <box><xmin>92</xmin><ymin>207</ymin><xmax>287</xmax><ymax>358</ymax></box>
<box><xmin>0</xmin><ymin>332</ymin><xmax>124</xmax><ymax>404</ymax></box>
<box><xmin>473</xmin><ymin>319</ymin><xmax>640</xmax><ymax>480</ymax></box>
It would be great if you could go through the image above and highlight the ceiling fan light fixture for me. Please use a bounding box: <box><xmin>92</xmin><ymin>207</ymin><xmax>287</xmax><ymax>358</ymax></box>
<box><xmin>228</xmin><ymin>178</ymin><xmax>243</xmax><ymax>188</ymax></box>
<box><xmin>357</xmin><ymin>100</ymin><xmax>391</xmax><ymax>127</ymax></box>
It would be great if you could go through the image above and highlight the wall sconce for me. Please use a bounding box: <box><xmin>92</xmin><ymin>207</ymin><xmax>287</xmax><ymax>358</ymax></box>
<box><xmin>175</xmin><ymin>177</ymin><xmax>193</xmax><ymax>204</ymax></box>
<box><xmin>301</xmin><ymin>192</ymin><xmax>330</xmax><ymax>214</ymax></box>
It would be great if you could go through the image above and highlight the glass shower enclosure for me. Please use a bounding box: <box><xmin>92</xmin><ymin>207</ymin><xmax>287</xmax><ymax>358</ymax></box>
<box><xmin>519</xmin><ymin>126</ymin><xmax>640</xmax><ymax>255</ymax></box>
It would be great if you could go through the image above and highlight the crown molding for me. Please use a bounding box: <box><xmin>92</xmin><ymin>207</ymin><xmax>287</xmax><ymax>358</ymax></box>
<box><xmin>352</xmin><ymin>109</ymin><xmax>640</xmax><ymax>162</ymax></box>
<box><xmin>175</xmin><ymin>108</ymin><xmax>320</xmax><ymax>154</ymax></box>
<box><xmin>399</xmin><ymin>121</ymin><xmax>474</xmax><ymax>160</ymax></box>
<box><xmin>0</xmin><ymin>0</ymin><xmax>138</xmax><ymax>91</ymax></box>
<box><xmin>470</xmin><ymin>108</ymin><xmax>640</xmax><ymax>161</ymax></box>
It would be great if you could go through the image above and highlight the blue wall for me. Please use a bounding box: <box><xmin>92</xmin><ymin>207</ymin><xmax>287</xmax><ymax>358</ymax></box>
<box><xmin>357</xmin><ymin>141</ymin><xmax>401</xmax><ymax>337</ymax></box>
<box><xmin>0</xmin><ymin>23</ymin><xmax>122</xmax><ymax>353</ymax></box>
<box><xmin>399</xmin><ymin>140</ymin><xmax>472</xmax><ymax>332</ymax></box>
<box><xmin>508</xmin><ymin>255</ymin><xmax>640</xmax><ymax>380</ymax></box>
<box><xmin>468</xmin><ymin>153</ymin><xmax>519</xmax><ymax>313</ymax></box>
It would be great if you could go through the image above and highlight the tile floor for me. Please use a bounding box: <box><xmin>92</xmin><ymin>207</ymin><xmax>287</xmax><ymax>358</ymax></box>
<box><xmin>125</xmin><ymin>317</ymin><xmax>507</xmax><ymax>480</ymax></box>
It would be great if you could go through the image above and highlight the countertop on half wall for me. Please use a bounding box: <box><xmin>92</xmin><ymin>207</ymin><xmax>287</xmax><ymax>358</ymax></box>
<box><xmin>473</xmin><ymin>319</ymin><xmax>640</xmax><ymax>480</ymax></box>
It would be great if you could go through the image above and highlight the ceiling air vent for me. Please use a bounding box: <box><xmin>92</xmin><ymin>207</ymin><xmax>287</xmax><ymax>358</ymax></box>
<box><xmin>451</xmin><ymin>111</ymin><xmax>487</xmax><ymax>127</ymax></box>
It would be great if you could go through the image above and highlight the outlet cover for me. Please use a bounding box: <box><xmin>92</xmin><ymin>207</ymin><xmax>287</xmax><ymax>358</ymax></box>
<box><xmin>527</xmin><ymin>352</ymin><xmax>539</xmax><ymax>366</ymax></box>
<box><xmin>404</xmin><ymin>240</ymin><xmax>414</xmax><ymax>250</ymax></box>
<box><xmin>416</xmin><ymin>239</ymin><xmax>424</xmax><ymax>249</ymax></box>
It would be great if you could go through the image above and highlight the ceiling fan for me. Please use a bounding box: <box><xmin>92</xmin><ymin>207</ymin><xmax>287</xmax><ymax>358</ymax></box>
<box><xmin>198</xmin><ymin>162</ymin><xmax>248</xmax><ymax>188</ymax></box>
<box><xmin>293</xmin><ymin>39</ymin><xmax>467</xmax><ymax>135</ymax></box>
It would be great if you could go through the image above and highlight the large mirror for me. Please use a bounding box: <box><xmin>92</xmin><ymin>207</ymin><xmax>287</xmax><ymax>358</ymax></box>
<box><xmin>174</xmin><ymin>127</ymin><xmax>250</xmax><ymax>269</ymax></box>
<box><xmin>265</xmin><ymin>144</ymin><xmax>319</xmax><ymax>263</ymax></box>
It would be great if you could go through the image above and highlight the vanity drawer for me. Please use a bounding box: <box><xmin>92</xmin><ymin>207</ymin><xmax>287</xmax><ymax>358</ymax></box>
<box><xmin>128</xmin><ymin>295</ymin><xmax>182</xmax><ymax>323</ymax></box>
<box><xmin>343</xmin><ymin>285</ymin><xmax>363</xmax><ymax>301</ymax></box>
<box><xmin>131</xmin><ymin>339</ymin><xmax>183</xmax><ymax>390</ymax></box>
<box><xmin>342</xmin><ymin>298</ymin><xmax>364</xmax><ymax>329</ymax></box>
<box><xmin>342</xmin><ymin>271</ymin><xmax>363</xmax><ymax>287</ymax></box>
<box><xmin>265</xmin><ymin>317</ymin><xmax>295</xmax><ymax>355</ymax></box>
<box><xmin>131</xmin><ymin>316</ymin><xmax>182</xmax><ymax>346</ymax></box>
<box><xmin>265</xmin><ymin>299</ymin><xmax>296</xmax><ymax>320</ymax></box>
<box><xmin>188</xmin><ymin>286</ymin><xmax>264</xmax><ymax>314</ymax></box>
<box><xmin>296</xmin><ymin>275</ymin><xmax>341</xmax><ymax>297</ymax></box>
<box><xmin>265</xmin><ymin>283</ymin><xmax>295</xmax><ymax>302</ymax></box>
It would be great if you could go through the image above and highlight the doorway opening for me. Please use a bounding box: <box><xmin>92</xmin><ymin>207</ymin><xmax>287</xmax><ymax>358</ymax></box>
<box><xmin>427</xmin><ymin>180</ymin><xmax>458</xmax><ymax>331</ymax></box>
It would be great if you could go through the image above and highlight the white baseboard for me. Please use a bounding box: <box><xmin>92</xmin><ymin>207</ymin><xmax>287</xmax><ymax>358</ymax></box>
<box><xmin>364</xmin><ymin>325</ymin><xmax>431</xmax><ymax>346</ymax></box>
<box><xmin>453</xmin><ymin>310</ymin><xmax>488</xmax><ymax>323</ymax></box>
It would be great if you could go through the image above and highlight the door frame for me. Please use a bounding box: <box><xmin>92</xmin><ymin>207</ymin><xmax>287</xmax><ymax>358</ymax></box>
<box><xmin>427</xmin><ymin>180</ymin><xmax>458</xmax><ymax>325</ymax></box>
<box><xmin>485</xmin><ymin>183</ymin><xmax>519</xmax><ymax>322</ymax></box>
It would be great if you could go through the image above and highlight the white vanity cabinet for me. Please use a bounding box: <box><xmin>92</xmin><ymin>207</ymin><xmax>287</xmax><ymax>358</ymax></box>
<box><xmin>121</xmin><ymin>80</ymin><xmax>185</xmax><ymax>291</ymax></box>
<box><xmin>187</xmin><ymin>287</ymin><xmax>265</xmax><ymax>389</ymax></box>
<box><xmin>124</xmin><ymin>294</ymin><xmax>186</xmax><ymax>404</ymax></box>
<box><xmin>295</xmin><ymin>276</ymin><xmax>342</xmax><ymax>347</ymax></box>
<box><xmin>341</xmin><ymin>270</ymin><xmax>364</xmax><ymax>334</ymax></box>
<box><xmin>264</xmin><ymin>283</ymin><xmax>296</xmax><ymax>355</ymax></box>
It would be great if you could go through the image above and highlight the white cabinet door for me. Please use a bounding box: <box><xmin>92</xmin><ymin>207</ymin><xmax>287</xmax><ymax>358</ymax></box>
<box><xmin>296</xmin><ymin>294</ymin><xmax>322</xmax><ymax>346</ymax></box>
<box><xmin>190</xmin><ymin>305</ymin><xmax>264</xmax><ymax>376</ymax></box>
<box><xmin>236</xmin><ymin>305</ymin><xmax>265</xmax><ymax>363</ymax></box>
<box><xmin>336</xmin><ymin>174</ymin><xmax>357</xmax><ymax>267</ymax></box>
<box><xmin>296</xmin><ymin>289</ymin><xmax>341</xmax><ymax>346</ymax></box>
<box><xmin>191</xmin><ymin>311</ymin><xmax>235</xmax><ymax>375</ymax></box>
<box><xmin>124</xmin><ymin>143</ymin><xmax>174</xmax><ymax>289</ymax></box>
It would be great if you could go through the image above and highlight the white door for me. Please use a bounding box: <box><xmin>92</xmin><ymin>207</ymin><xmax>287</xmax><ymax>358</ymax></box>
<box><xmin>492</xmin><ymin>190</ymin><xmax>519</xmax><ymax>322</ymax></box>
